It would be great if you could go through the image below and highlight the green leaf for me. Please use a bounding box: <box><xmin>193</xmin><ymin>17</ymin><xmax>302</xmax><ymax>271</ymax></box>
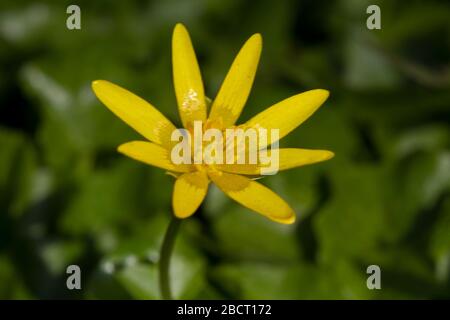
<box><xmin>385</xmin><ymin>151</ymin><xmax>450</xmax><ymax>242</ymax></box>
<box><xmin>0</xmin><ymin>128</ymin><xmax>37</xmax><ymax>217</ymax></box>
<box><xmin>0</xmin><ymin>256</ymin><xmax>32</xmax><ymax>299</ymax></box>
<box><xmin>212</xmin><ymin>262</ymin><xmax>339</xmax><ymax>299</ymax></box>
<box><xmin>430</xmin><ymin>197</ymin><xmax>450</xmax><ymax>284</ymax></box>
<box><xmin>116</xmin><ymin>263</ymin><xmax>159</xmax><ymax>299</ymax></box>
<box><xmin>314</xmin><ymin>164</ymin><xmax>386</xmax><ymax>262</ymax></box>
<box><xmin>59</xmin><ymin>160</ymin><xmax>159</xmax><ymax>236</ymax></box>
<box><xmin>212</xmin><ymin>205</ymin><xmax>300</xmax><ymax>263</ymax></box>
<box><xmin>344</xmin><ymin>29</ymin><xmax>400</xmax><ymax>89</ymax></box>
<box><xmin>40</xmin><ymin>240</ymin><xmax>84</xmax><ymax>275</ymax></box>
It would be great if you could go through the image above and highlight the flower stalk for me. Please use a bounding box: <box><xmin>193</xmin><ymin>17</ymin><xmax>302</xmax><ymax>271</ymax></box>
<box><xmin>159</xmin><ymin>216</ymin><xmax>182</xmax><ymax>300</ymax></box>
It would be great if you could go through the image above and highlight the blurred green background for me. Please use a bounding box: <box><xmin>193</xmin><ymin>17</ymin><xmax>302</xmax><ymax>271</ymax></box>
<box><xmin>0</xmin><ymin>0</ymin><xmax>449</xmax><ymax>299</ymax></box>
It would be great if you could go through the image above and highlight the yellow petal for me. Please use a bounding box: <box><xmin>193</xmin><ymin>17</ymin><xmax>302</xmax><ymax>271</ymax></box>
<box><xmin>216</xmin><ymin>148</ymin><xmax>334</xmax><ymax>175</ymax></box>
<box><xmin>173</xmin><ymin>171</ymin><xmax>209</xmax><ymax>218</ymax></box>
<box><xmin>92</xmin><ymin>80</ymin><xmax>176</xmax><ymax>147</ymax></box>
<box><xmin>276</xmin><ymin>148</ymin><xmax>334</xmax><ymax>170</ymax></box>
<box><xmin>215</xmin><ymin>163</ymin><xmax>260</xmax><ymax>175</ymax></box>
<box><xmin>208</xmin><ymin>171</ymin><xmax>295</xmax><ymax>224</ymax></box>
<box><xmin>118</xmin><ymin>141</ymin><xmax>192</xmax><ymax>173</ymax></box>
<box><xmin>245</xmin><ymin>89</ymin><xmax>329</xmax><ymax>148</ymax></box>
<box><xmin>172</xmin><ymin>24</ymin><xmax>207</xmax><ymax>128</ymax></box>
<box><xmin>208</xmin><ymin>34</ymin><xmax>262</xmax><ymax>128</ymax></box>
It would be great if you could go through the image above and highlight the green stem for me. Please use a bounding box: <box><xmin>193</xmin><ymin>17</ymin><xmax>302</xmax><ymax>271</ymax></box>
<box><xmin>159</xmin><ymin>216</ymin><xmax>181</xmax><ymax>300</ymax></box>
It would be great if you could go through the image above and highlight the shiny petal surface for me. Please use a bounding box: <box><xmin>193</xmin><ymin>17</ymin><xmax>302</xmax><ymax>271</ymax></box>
<box><xmin>92</xmin><ymin>80</ymin><xmax>176</xmax><ymax>147</ymax></box>
<box><xmin>118</xmin><ymin>141</ymin><xmax>192</xmax><ymax>172</ymax></box>
<box><xmin>209</xmin><ymin>171</ymin><xmax>295</xmax><ymax>224</ymax></box>
<box><xmin>173</xmin><ymin>171</ymin><xmax>209</xmax><ymax>218</ymax></box>
<box><xmin>172</xmin><ymin>24</ymin><xmax>207</xmax><ymax>128</ymax></box>
<box><xmin>208</xmin><ymin>34</ymin><xmax>262</xmax><ymax>128</ymax></box>
<box><xmin>245</xmin><ymin>89</ymin><xmax>329</xmax><ymax>148</ymax></box>
<box><xmin>216</xmin><ymin>148</ymin><xmax>334</xmax><ymax>175</ymax></box>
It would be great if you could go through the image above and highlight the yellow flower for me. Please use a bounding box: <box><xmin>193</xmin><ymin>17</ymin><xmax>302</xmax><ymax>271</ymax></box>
<box><xmin>92</xmin><ymin>23</ymin><xmax>333</xmax><ymax>225</ymax></box>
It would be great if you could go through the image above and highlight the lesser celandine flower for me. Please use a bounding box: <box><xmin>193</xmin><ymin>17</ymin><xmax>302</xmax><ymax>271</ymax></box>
<box><xmin>92</xmin><ymin>23</ymin><xmax>334</xmax><ymax>299</ymax></box>
<box><xmin>92</xmin><ymin>23</ymin><xmax>333</xmax><ymax>225</ymax></box>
